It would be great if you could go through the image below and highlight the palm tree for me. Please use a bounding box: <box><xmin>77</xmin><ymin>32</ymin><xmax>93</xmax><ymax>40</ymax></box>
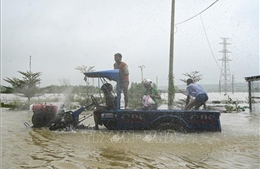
<box><xmin>4</xmin><ymin>71</ymin><xmax>42</xmax><ymax>108</ymax></box>
<box><xmin>75</xmin><ymin>65</ymin><xmax>96</xmax><ymax>106</ymax></box>
<box><xmin>180</xmin><ymin>71</ymin><xmax>202</xmax><ymax>83</ymax></box>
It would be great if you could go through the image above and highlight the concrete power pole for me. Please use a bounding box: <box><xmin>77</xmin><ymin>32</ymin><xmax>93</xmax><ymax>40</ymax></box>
<box><xmin>168</xmin><ymin>0</ymin><xmax>175</xmax><ymax>109</ymax></box>
<box><xmin>219</xmin><ymin>37</ymin><xmax>232</xmax><ymax>94</ymax></box>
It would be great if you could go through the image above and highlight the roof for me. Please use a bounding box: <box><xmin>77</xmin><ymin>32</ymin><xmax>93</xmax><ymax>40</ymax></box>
<box><xmin>244</xmin><ymin>75</ymin><xmax>260</xmax><ymax>82</ymax></box>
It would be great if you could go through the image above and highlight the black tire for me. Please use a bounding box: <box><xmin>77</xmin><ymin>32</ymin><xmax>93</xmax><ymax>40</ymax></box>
<box><xmin>32</xmin><ymin>111</ymin><xmax>50</xmax><ymax>127</ymax></box>
<box><xmin>49</xmin><ymin>122</ymin><xmax>67</xmax><ymax>131</ymax></box>
<box><xmin>64</xmin><ymin>112</ymin><xmax>73</xmax><ymax>124</ymax></box>
<box><xmin>153</xmin><ymin>119</ymin><xmax>187</xmax><ymax>132</ymax></box>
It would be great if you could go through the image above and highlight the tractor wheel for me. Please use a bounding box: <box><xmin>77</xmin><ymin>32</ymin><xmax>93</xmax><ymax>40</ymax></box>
<box><xmin>32</xmin><ymin>111</ymin><xmax>50</xmax><ymax>127</ymax></box>
<box><xmin>64</xmin><ymin>112</ymin><xmax>73</xmax><ymax>124</ymax></box>
<box><xmin>49</xmin><ymin>122</ymin><xmax>67</xmax><ymax>131</ymax></box>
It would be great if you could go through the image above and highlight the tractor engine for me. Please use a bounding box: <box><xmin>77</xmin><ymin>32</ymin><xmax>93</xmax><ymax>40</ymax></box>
<box><xmin>31</xmin><ymin>104</ymin><xmax>58</xmax><ymax>127</ymax></box>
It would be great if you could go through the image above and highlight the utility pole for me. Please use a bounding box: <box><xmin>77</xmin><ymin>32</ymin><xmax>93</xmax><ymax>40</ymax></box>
<box><xmin>156</xmin><ymin>76</ymin><xmax>158</xmax><ymax>88</ymax></box>
<box><xmin>168</xmin><ymin>0</ymin><xmax>175</xmax><ymax>109</ymax></box>
<box><xmin>138</xmin><ymin>65</ymin><xmax>145</xmax><ymax>81</ymax></box>
<box><xmin>29</xmin><ymin>55</ymin><xmax>32</xmax><ymax>72</ymax></box>
<box><xmin>232</xmin><ymin>74</ymin><xmax>234</xmax><ymax>94</ymax></box>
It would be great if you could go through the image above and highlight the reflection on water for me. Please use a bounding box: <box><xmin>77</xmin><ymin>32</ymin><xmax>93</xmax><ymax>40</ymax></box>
<box><xmin>1</xmin><ymin>109</ymin><xmax>260</xmax><ymax>169</ymax></box>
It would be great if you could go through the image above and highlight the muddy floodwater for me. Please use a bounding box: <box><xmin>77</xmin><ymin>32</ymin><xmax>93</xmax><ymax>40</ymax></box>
<box><xmin>1</xmin><ymin>108</ymin><xmax>259</xmax><ymax>169</ymax></box>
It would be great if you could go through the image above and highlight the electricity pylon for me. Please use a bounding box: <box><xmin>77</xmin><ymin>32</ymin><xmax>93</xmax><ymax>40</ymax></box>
<box><xmin>219</xmin><ymin>37</ymin><xmax>232</xmax><ymax>94</ymax></box>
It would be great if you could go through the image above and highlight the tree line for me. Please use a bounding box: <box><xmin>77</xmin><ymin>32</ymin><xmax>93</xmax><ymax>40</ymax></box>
<box><xmin>1</xmin><ymin>69</ymin><xmax>204</xmax><ymax>110</ymax></box>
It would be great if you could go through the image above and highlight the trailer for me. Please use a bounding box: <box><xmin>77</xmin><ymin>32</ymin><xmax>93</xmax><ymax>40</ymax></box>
<box><xmin>84</xmin><ymin>69</ymin><xmax>221</xmax><ymax>132</ymax></box>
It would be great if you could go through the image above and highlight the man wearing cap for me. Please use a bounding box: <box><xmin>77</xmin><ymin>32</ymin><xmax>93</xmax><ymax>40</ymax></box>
<box><xmin>113</xmin><ymin>53</ymin><xmax>129</xmax><ymax>109</ymax></box>
<box><xmin>142</xmin><ymin>78</ymin><xmax>161</xmax><ymax>110</ymax></box>
<box><xmin>185</xmin><ymin>78</ymin><xmax>208</xmax><ymax>110</ymax></box>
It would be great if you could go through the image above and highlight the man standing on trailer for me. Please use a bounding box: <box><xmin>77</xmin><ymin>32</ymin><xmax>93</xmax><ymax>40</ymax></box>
<box><xmin>113</xmin><ymin>53</ymin><xmax>129</xmax><ymax>109</ymax></box>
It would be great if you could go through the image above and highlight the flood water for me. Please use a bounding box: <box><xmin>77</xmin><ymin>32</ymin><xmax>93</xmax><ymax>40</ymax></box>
<box><xmin>1</xmin><ymin>108</ymin><xmax>259</xmax><ymax>169</ymax></box>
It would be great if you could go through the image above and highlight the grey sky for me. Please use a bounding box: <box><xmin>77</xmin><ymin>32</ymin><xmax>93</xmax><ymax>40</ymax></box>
<box><xmin>1</xmin><ymin>0</ymin><xmax>259</xmax><ymax>87</ymax></box>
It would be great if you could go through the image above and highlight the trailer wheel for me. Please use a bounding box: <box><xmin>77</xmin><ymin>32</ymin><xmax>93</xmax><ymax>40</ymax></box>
<box><xmin>32</xmin><ymin>111</ymin><xmax>49</xmax><ymax>127</ymax></box>
<box><xmin>153</xmin><ymin>119</ymin><xmax>187</xmax><ymax>132</ymax></box>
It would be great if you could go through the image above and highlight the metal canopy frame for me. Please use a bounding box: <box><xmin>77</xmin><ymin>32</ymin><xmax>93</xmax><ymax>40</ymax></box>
<box><xmin>244</xmin><ymin>75</ymin><xmax>260</xmax><ymax>112</ymax></box>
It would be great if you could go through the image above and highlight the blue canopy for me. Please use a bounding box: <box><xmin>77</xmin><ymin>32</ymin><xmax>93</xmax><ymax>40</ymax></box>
<box><xmin>83</xmin><ymin>69</ymin><xmax>120</xmax><ymax>82</ymax></box>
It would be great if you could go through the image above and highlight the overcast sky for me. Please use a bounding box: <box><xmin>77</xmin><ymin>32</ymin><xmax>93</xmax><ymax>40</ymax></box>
<box><xmin>1</xmin><ymin>0</ymin><xmax>259</xmax><ymax>87</ymax></box>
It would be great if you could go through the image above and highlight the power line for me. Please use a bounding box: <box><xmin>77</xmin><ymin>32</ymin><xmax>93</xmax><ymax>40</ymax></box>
<box><xmin>175</xmin><ymin>0</ymin><xmax>219</xmax><ymax>25</ymax></box>
<box><xmin>200</xmin><ymin>14</ymin><xmax>220</xmax><ymax>70</ymax></box>
<box><xmin>174</xmin><ymin>0</ymin><xmax>221</xmax><ymax>71</ymax></box>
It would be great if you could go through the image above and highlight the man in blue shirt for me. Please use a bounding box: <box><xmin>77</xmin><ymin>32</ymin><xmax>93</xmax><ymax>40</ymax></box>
<box><xmin>185</xmin><ymin>78</ymin><xmax>208</xmax><ymax>110</ymax></box>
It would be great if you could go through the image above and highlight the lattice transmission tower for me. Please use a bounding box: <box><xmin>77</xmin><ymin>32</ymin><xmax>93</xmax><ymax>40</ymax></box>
<box><xmin>219</xmin><ymin>37</ymin><xmax>232</xmax><ymax>94</ymax></box>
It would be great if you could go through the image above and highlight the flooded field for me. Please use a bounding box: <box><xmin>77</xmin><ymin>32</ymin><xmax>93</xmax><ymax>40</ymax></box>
<box><xmin>1</xmin><ymin>108</ymin><xmax>259</xmax><ymax>169</ymax></box>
